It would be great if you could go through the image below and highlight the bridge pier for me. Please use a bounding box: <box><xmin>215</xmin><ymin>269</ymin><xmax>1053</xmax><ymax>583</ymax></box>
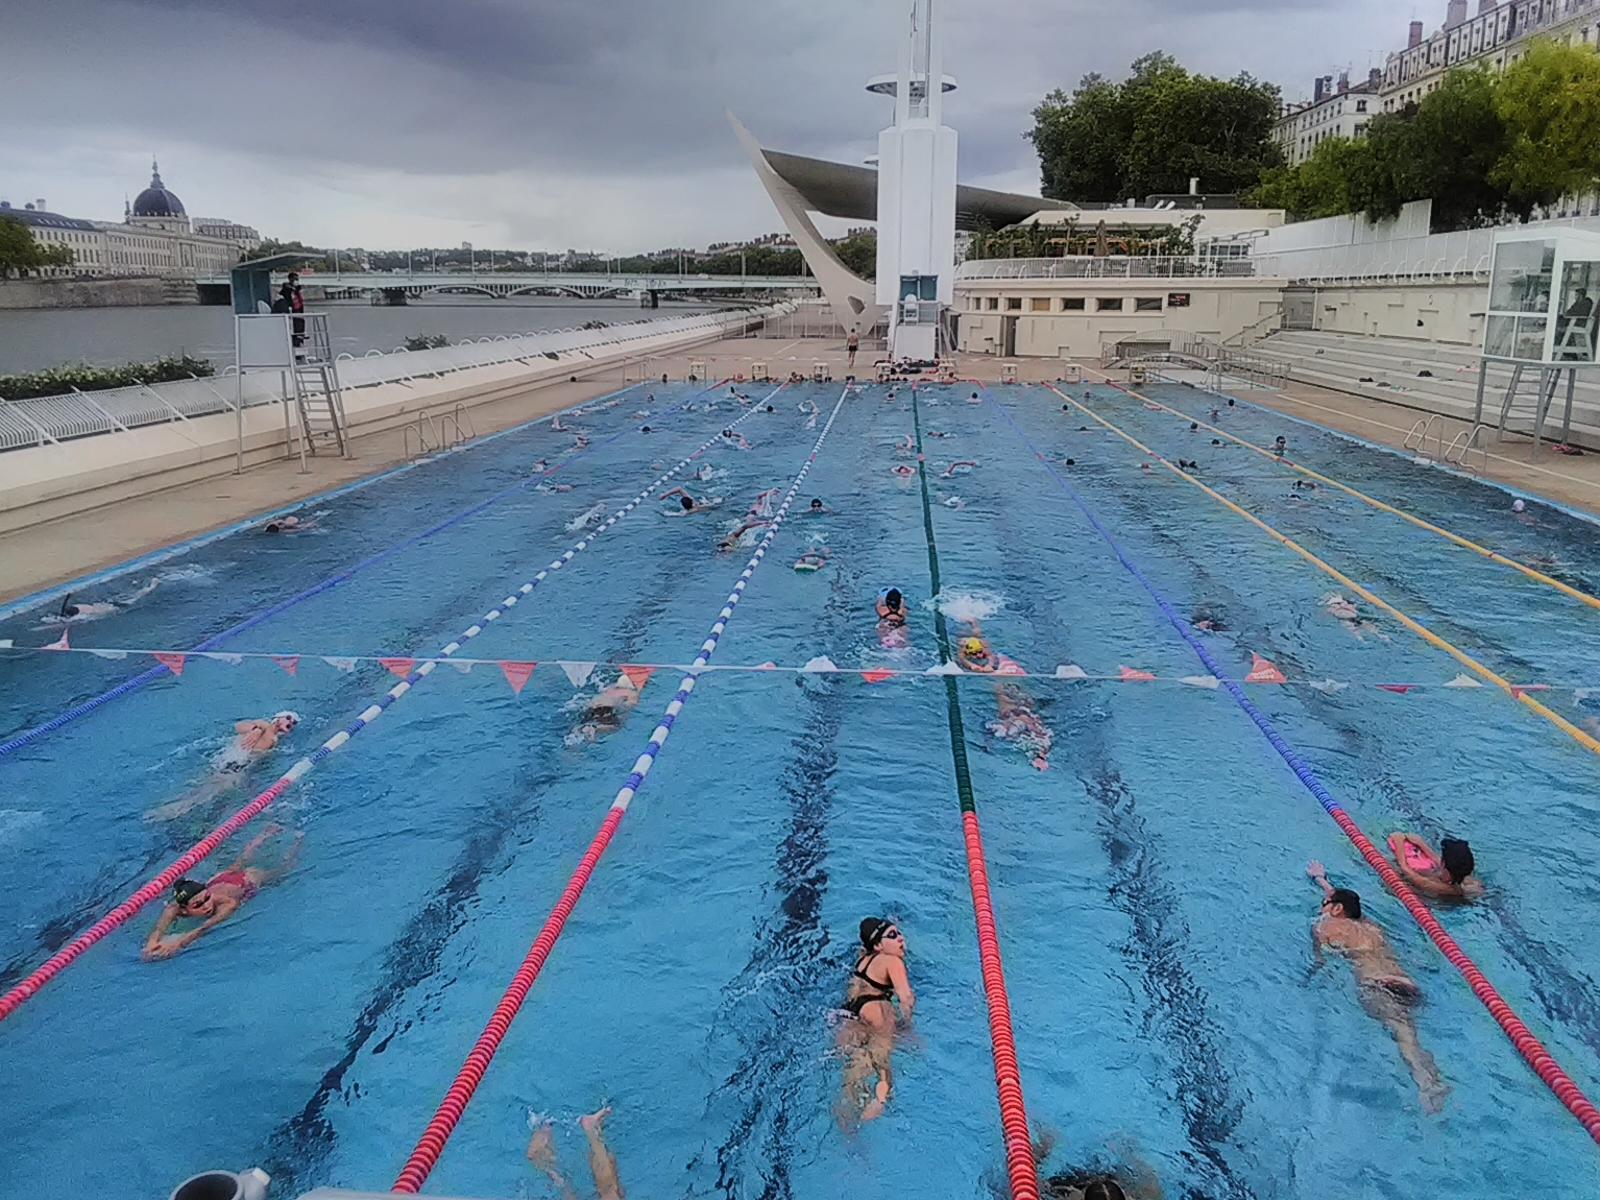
<box><xmin>640</xmin><ymin>290</ymin><xmax>660</xmax><ymax>309</ymax></box>
<box><xmin>376</xmin><ymin>287</ymin><xmax>410</xmax><ymax>306</ymax></box>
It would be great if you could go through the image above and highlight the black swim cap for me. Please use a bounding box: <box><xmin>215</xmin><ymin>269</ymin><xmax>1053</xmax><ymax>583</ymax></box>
<box><xmin>886</xmin><ymin>588</ymin><xmax>902</xmax><ymax>607</ymax></box>
<box><xmin>1064</xmin><ymin>458</ymin><xmax>1075</xmax><ymax>466</ymax></box>
<box><xmin>680</xmin><ymin>496</ymin><xmax>694</xmax><ymax>511</ymax></box>
<box><xmin>1441</xmin><ymin>838</ymin><xmax>1475</xmax><ymax>884</ymax></box>
<box><xmin>173</xmin><ymin>878</ymin><xmax>207</xmax><ymax>906</ymax></box>
<box><xmin>860</xmin><ymin>917</ymin><xmax>892</xmax><ymax>949</ymax></box>
<box><xmin>641</xmin><ymin>425</ymin><xmax>652</xmax><ymax>433</ymax></box>
<box><xmin>1329</xmin><ymin>887</ymin><xmax>1362</xmax><ymax>920</ymax></box>
<box><xmin>1189</xmin><ymin>422</ymin><xmax>1198</xmax><ymax>431</ymax></box>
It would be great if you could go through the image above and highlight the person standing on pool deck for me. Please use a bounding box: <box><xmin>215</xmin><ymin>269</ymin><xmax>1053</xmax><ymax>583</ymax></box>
<box><xmin>1306</xmin><ymin>861</ymin><xmax>1449</xmax><ymax>1113</ymax></box>
<box><xmin>846</xmin><ymin>326</ymin><xmax>860</xmax><ymax>369</ymax></box>
<box><xmin>1387</xmin><ymin>834</ymin><xmax>1483</xmax><ymax>901</ymax></box>
<box><xmin>527</xmin><ymin>1106</ymin><xmax>624</xmax><ymax>1200</ymax></box>
<box><xmin>838</xmin><ymin>917</ymin><xmax>915</xmax><ymax>1126</ymax></box>
<box><xmin>143</xmin><ymin>824</ymin><xmax>303</xmax><ymax>959</ymax></box>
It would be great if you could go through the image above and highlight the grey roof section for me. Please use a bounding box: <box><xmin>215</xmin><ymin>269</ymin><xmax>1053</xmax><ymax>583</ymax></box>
<box><xmin>758</xmin><ymin>148</ymin><xmax>1075</xmax><ymax>231</ymax></box>
<box><xmin>0</xmin><ymin>204</ymin><xmax>98</xmax><ymax>232</ymax></box>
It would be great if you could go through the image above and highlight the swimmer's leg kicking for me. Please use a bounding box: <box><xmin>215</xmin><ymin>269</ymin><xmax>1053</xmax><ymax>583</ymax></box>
<box><xmin>527</xmin><ymin>1107</ymin><xmax>623</xmax><ymax>1200</ymax></box>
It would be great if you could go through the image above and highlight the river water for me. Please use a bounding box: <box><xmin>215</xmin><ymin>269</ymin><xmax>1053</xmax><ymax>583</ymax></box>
<box><xmin>0</xmin><ymin>296</ymin><xmax>725</xmax><ymax>374</ymax></box>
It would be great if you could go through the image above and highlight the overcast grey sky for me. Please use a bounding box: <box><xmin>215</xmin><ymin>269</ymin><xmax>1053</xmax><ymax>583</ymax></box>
<box><xmin>4</xmin><ymin>0</ymin><xmax>1416</xmax><ymax>252</ymax></box>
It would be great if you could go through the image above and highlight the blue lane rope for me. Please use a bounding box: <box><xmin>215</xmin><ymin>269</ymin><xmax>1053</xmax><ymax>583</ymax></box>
<box><xmin>0</xmin><ymin>382</ymin><xmax>712</xmax><ymax>759</ymax></box>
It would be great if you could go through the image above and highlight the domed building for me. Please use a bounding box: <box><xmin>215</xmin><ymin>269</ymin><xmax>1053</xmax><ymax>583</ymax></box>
<box><xmin>128</xmin><ymin>160</ymin><xmax>190</xmax><ymax>233</ymax></box>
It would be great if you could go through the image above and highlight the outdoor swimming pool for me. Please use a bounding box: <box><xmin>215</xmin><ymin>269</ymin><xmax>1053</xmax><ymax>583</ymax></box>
<box><xmin>2</xmin><ymin>373</ymin><xmax>1599</xmax><ymax>1199</ymax></box>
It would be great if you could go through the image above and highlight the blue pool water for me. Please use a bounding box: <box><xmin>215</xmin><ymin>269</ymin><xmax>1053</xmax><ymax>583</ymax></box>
<box><xmin>2</xmin><ymin>375</ymin><xmax>1600</xmax><ymax>1199</ymax></box>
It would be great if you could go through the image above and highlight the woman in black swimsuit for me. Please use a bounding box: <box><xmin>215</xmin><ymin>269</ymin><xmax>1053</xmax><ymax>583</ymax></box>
<box><xmin>837</xmin><ymin>916</ymin><xmax>915</xmax><ymax>1127</ymax></box>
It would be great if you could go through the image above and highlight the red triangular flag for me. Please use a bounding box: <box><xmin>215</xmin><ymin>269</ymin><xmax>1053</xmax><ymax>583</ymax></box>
<box><xmin>153</xmin><ymin>651</ymin><xmax>186</xmax><ymax>677</ymax></box>
<box><xmin>1119</xmin><ymin>665</ymin><xmax>1156</xmax><ymax>682</ymax></box>
<box><xmin>272</xmin><ymin>655</ymin><xmax>300</xmax><ymax>677</ymax></box>
<box><xmin>861</xmin><ymin>668</ymin><xmax>895</xmax><ymax>684</ymax></box>
<box><xmin>499</xmin><ymin>661</ymin><xmax>537</xmax><ymax>695</ymax></box>
<box><xmin>380</xmin><ymin>657</ymin><xmax>417</xmax><ymax>679</ymax></box>
<box><xmin>620</xmin><ymin>665</ymin><xmax>655</xmax><ymax>691</ymax></box>
<box><xmin>1510</xmin><ymin>684</ymin><xmax>1549</xmax><ymax>698</ymax></box>
<box><xmin>1245</xmin><ymin>653</ymin><xmax>1286</xmax><ymax>684</ymax></box>
<box><xmin>1376</xmin><ymin>684</ymin><xmax>1414</xmax><ymax>694</ymax></box>
<box><xmin>757</xmin><ymin>661</ymin><xmax>778</xmax><ymax>670</ymax></box>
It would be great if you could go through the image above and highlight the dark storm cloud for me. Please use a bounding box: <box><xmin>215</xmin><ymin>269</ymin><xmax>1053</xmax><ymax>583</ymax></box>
<box><xmin>3</xmin><ymin>0</ymin><xmax>1405</xmax><ymax>247</ymax></box>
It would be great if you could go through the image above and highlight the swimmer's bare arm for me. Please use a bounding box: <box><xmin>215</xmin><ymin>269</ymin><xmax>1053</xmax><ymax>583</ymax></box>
<box><xmin>171</xmin><ymin>898</ymin><xmax>241</xmax><ymax>953</ymax></box>
<box><xmin>143</xmin><ymin>904</ymin><xmax>182</xmax><ymax>958</ymax></box>
<box><xmin>659</xmin><ymin>487</ymin><xmax>689</xmax><ymax>501</ymax></box>
<box><xmin>1386</xmin><ymin>834</ymin><xmax>1453</xmax><ymax>896</ymax></box>
<box><xmin>886</xmin><ymin>958</ymin><xmax>915</xmax><ymax>1019</ymax></box>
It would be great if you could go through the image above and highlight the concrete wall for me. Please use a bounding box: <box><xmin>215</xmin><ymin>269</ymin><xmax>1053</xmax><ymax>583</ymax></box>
<box><xmin>1301</xmin><ymin>280</ymin><xmax>1484</xmax><ymax>346</ymax></box>
<box><xmin>954</xmin><ymin>278</ymin><xmax>1284</xmax><ymax>357</ymax></box>
<box><xmin>0</xmin><ymin>277</ymin><xmax>181</xmax><ymax>309</ymax></box>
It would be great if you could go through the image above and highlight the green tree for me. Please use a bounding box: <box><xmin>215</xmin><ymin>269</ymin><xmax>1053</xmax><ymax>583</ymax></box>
<box><xmin>1028</xmin><ymin>53</ymin><xmax>1282</xmax><ymax>203</ymax></box>
<box><xmin>1492</xmin><ymin>39</ymin><xmax>1600</xmax><ymax>211</ymax></box>
<box><xmin>831</xmin><ymin>231</ymin><xmax>876</xmax><ymax>279</ymax></box>
<box><xmin>0</xmin><ymin>216</ymin><xmax>74</xmax><ymax>277</ymax></box>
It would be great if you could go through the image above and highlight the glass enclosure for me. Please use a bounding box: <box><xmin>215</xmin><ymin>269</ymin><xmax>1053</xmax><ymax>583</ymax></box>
<box><xmin>1483</xmin><ymin>230</ymin><xmax>1600</xmax><ymax>364</ymax></box>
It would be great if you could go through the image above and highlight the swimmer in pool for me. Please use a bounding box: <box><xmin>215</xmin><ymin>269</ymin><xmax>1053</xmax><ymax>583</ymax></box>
<box><xmin>1190</xmin><ymin>604</ymin><xmax>1227</xmax><ymax>633</ymax></box>
<box><xmin>988</xmin><ymin>685</ymin><xmax>1052</xmax><ymax>771</ymax></box>
<box><xmin>837</xmin><ymin>917</ymin><xmax>915</xmax><ymax>1127</ymax></box>
<box><xmin>959</xmin><ymin>635</ymin><xmax>996</xmax><ymax>673</ymax></box>
<box><xmin>1322</xmin><ymin>593</ymin><xmax>1385</xmax><ymax>639</ymax></box>
<box><xmin>1273</xmin><ymin>435</ymin><xmax>1288</xmax><ymax>458</ymax></box>
<box><xmin>569</xmin><ymin>677</ymin><xmax>641</xmax><ymax>743</ymax></box>
<box><xmin>967</xmin><ymin>391</ymin><xmax>982</xmax><ymax>405</ymax></box>
<box><xmin>794</xmin><ymin>547</ymin><xmax>829</xmax><ymax>572</ymax></box>
<box><xmin>532</xmin><ymin>459</ymin><xmax>550</xmax><ymax>474</ymax></box>
<box><xmin>261</xmin><ymin>514</ymin><xmax>317</xmax><ymax>534</ymax></box>
<box><xmin>1388</xmin><ymin>834</ymin><xmax>1483</xmax><ymax>901</ymax></box>
<box><xmin>942</xmin><ymin>460</ymin><xmax>978</xmax><ymax>478</ymax></box>
<box><xmin>146</xmin><ymin>711</ymin><xmax>301</xmax><ymax>820</ymax></box>
<box><xmin>527</xmin><ymin>1106</ymin><xmax>625</xmax><ymax>1200</ymax></box>
<box><xmin>1307</xmin><ymin>861</ymin><xmax>1448</xmax><ymax>1114</ymax></box>
<box><xmin>897</xmin><ymin>432</ymin><xmax>915</xmax><ymax>456</ymax></box>
<box><xmin>891</xmin><ymin>464</ymin><xmax>915</xmax><ymax>478</ymax></box>
<box><xmin>658</xmin><ymin>487</ymin><xmax>721</xmax><ymax>515</ymax></box>
<box><xmin>143</xmin><ymin>824</ymin><xmax>303</xmax><ymax>960</ymax></box>
<box><xmin>717</xmin><ymin>517</ymin><xmax>771</xmax><ymax>553</ymax></box>
<box><xmin>876</xmin><ymin>588</ymin><xmax>909</xmax><ymax>627</ymax></box>
<box><xmin>808</xmin><ymin>497</ymin><xmax>827</xmax><ymax>514</ymax></box>
<box><xmin>722</xmin><ymin>428</ymin><xmax>752</xmax><ymax>450</ymax></box>
<box><xmin>551</xmin><ymin>414</ymin><xmax>566</xmax><ymax>432</ymax></box>
<box><xmin>48</xmin><ymin>578</ymin><xmax>160</xmax><ymax>624</ymax></box>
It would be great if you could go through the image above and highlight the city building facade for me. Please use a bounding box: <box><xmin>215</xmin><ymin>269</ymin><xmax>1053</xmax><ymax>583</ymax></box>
<box><xmin>1382</xmin><ymin>0</ymin><xmax>1600</xmax><ymax>113</ymax></box>
<box><xmin>0</xmin><ymin>161</ymin><xmax>260</xmax><ymax>279</ymax></box>
<box><xmin>1273</xmin><ymin>71</ymin><xmax>1381</xmax><ymax>167</ymax></box>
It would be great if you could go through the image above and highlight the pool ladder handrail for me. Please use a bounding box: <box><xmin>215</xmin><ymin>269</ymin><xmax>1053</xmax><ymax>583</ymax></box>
<box><xmin>403</xmin><ymin>403</ymin><xmax>476</xmax><ymax>459</ymax></box>
<box><xmin>1443</xmin><ymin>422</ymin><xmax>1488</xmax><ymax>472</ymax></box>
<box><xmin>1403</xmin><ymin>412</ymin><xmax>1444</xmax><ymax>459</ymax></box>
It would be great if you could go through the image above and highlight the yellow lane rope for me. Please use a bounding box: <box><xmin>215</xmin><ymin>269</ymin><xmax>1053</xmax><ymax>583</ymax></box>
<box><xmin>1078</xmin><ymin>365</ymin><xmax>1600</xmax><ymax>613</ymax></box>
<box><xmin>1047</xmin><ymin>383</ymin><xmax>1600</xmax><ymax>759</ymax></box>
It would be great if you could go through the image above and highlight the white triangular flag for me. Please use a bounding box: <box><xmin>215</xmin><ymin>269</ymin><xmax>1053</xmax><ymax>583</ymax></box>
<box><xmin>1309</xmin><ymin>678</ymin><xmax>1349</xmax><ymax>694</ymax></box>
<box><xmin>925</xmin><ymin>661</ymin><xmax>963</xmax><ymax>676</ymax></box>
<box><xmin>89</xmin><ymin>648</ymin><xmax>130</xmax><ymax>660</ymax></box>
<box><xmin>203</xmin><ymin>652</ymin><xmax>244</xmax><ymax>665</ymax></box>
<box><xmin>448</xmin><ymin>659</ymin><xmax>475</xmax><ymax>674</ymax></box>
<box><xmin>559</xmin><ymin>661</ymin><xmax>596</xmax><ymax>688</ymax></box>
<box><xmin>1179</xmin><ymin>675</ymin><xmax>1221</xmax><ymax>689</ymax></box>
<box><xmin>1442</xmin><ymin>673</ymin><xmax>1482</xmax><ymax>689</ymax></box>
<box><xmin>322</xmin><ymin>656</ymin><xmax>359</xmax><ymax>673</ymax></box>
<box><xmin>1054</xmin><ymin>664</ymin><xmax>1088</xmax><ymax>679</ymax></box>
<box><xmin>801</xmin><ymin>656</ymin><xmax>838</xmax><ymax>673</ymax></box>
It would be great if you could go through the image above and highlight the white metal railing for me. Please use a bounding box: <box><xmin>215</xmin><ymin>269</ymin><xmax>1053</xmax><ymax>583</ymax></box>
<box><xmin>0</xmin><ymin>307</ymin><xmax>780</xmax><ymax>453</ymax></box>
<box><xmin>957</xmin><ymin>256</ymin><xmax>1257</xmax><ymax>281</ymax></box>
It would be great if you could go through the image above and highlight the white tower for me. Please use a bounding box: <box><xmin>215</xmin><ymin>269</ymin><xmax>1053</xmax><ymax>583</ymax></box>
<box><xmin>872</xmin><ymin>0</ymin><xmax>958</xmax><ymax>362</ymax></box>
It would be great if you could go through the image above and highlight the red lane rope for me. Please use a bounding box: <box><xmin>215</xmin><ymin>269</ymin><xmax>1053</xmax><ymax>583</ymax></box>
<box><xmin>964</xmin><ymin>811</ymin><xmax>1042</xmax><ymax>1200</ymax></box>
<box><xmin>392</xmin><ymin>808</ymin><xmax>625</xmax><ymax>1193</ymax></box>
<box><xmin>0</xmin><ymin>780</ymin><xmax>291</xmax><ymax>1020</ymax></box>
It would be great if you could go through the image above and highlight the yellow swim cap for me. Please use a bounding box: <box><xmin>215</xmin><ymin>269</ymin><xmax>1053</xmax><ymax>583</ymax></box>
<box><xmin>963</xmin><ymin>638</ymin><xmax>985</xmax><ymax>655</ymax></box>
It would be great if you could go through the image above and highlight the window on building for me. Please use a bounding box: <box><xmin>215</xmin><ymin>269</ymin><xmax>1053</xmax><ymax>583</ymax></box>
<box><xmin>985</xmin><ymin>296</ymin><xmax>999</xmax><ymax>311</ymax></box>
<box><xmin>1096</xmin><ymin>297</ymin><xmax>1124</xmax><ymax>312</ymax></box>
<box><xmin>1005</xmin><ymin>297</ymin><xmax>1023</xmax><ymax>311</ymax></box>
<box><xmin>1061</xmin><ymin>297</ymin><xmax>1086</xmax><ymax>311</ymax></box>
<box><xmin>1356</xmin><ymin>99</ymin><xmax>1368</xmax><ymax>112</ymax></box>
<box><xmin>1029</xmin><ymin>297</ymin><xmax>1050</xmax><ymax>313</ymax></box>
<box><xmin>1134</xmin><ymin>296</ymin><xmax>1163</xmax><ymax>313</ymax></box>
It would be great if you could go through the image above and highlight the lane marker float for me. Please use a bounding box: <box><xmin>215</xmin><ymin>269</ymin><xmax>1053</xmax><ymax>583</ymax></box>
<box><xmin>389</xmin><ymin>386</ymin><xmax>849</xmax><ymax>1193</ymax></box>
<box><xmin>0</xmin><ymin>393</ymin><xmax>778</xmax><ymax>1024</ymax></box>
<box><xmin>991</xmin><ymin>392</ymin><xmax>1600</xmax><ymax>1148</ymax></box>
<box><xmin>0</xmin><ymin>378</ymin><xmax>732</xmax><ymax>760</ymax></box>
<box><xmin>1052</xmin><ymin>386</ymin><xmax>1600</xmax><ymax>760</ymax></box>
<box><xmin>1081</xmin><ymin>366</ymin><xmax>1600</xmax><ymax>613</ymax></box>
<box><xmin>910</xmin><ymin>387</ymin><xmax>1038</xmax><ymax>1200</ymax></box>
